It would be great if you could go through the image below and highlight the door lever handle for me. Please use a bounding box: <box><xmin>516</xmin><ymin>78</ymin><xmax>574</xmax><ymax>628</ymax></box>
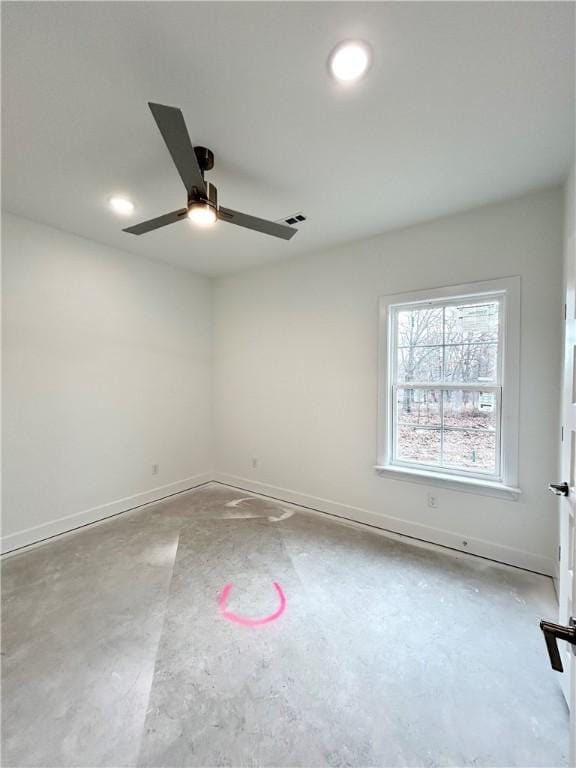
<box><xmin>539</xmin><ymin>618</ymin><xmax>576</xmax><ymax>672</ymax></box>
<box><xmin>548</xmin><ymin>482</ymin><xmax>569</xmax><ymax>496</ymax></box>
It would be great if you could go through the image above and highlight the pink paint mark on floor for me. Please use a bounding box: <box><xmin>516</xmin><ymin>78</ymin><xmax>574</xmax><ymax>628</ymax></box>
<box><xmin>218</xmin><ymin>581</ymin><xmax>286</xmax><ymax>626</ymax></box>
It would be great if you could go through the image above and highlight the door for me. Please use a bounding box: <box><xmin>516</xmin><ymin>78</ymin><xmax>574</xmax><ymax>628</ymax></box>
<box><xmin>542</xmin><ymin>223</ymin><xmax>576</xmax><ymax>764</ymax></box>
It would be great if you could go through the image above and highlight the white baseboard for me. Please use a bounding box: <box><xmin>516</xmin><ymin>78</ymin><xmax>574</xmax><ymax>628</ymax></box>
<box><xmin>213</xmin><ymin>473</ymin><xmax>556</xmax><ymax>577</ymax></box>
<box><xmin>3</xmin><ymin>470</ymin><xmax>555</xmax><ymax>577</ymax></box>
<box><xmin>1</xmin><ymin>473</ymin><xmax>212</xmax><ymax>555</ymax></box>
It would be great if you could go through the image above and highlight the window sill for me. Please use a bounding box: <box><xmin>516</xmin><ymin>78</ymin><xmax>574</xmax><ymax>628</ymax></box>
<box><xmin>374</xmin><ymin>464</ymin><xmax>521</xmax><ymax>500</ymax></box>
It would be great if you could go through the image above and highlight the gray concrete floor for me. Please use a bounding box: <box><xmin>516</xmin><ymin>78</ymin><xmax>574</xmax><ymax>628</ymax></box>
<box><xmin>1</xmin><ymin>484</ymin><xmax>569</xmax><ymax>767</ymax></box>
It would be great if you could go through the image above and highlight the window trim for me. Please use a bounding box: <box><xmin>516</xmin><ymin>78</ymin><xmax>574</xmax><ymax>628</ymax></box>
<box><xmin>376</xmin><ymin>277</ymin><xmax>521</xmax><ymax>500</ymax></box>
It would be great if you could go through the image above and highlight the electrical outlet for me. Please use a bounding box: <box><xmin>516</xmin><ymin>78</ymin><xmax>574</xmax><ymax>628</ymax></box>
<box><xmin>152</xmin><ymin>464</ymin><xmax>159</xmax><ymax>475</ymax></box>
<box><xmin>427</xmin><ymin>493</ymin><xmax>438</xmax><ymax>509</ymax></box>
<box><xmin>251</xmin><ymin>457</ymin><xmax>258</xmax><ymax>469</ymax></box>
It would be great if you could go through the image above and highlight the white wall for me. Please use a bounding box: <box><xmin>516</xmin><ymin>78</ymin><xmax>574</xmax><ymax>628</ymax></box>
<box><xmin>213</xmin><ymin>187</ymin><xmax>564</xmax><ymax>575</ymax></box>
<box><xmin>2</xmin><ymin>212</ymin><xmax>212</xmax><ymax>552</ymax></box>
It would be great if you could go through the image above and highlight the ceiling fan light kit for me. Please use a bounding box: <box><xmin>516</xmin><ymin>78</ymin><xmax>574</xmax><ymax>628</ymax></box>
<box><xmin>123</xmin><ymin>103</ymin><xmax>297</xmax><ymax>241</ymax></box>
<box><xmin>188</xmin><ymin>201</ymin><xmax>217</xmax><ymax>227</ymax></box>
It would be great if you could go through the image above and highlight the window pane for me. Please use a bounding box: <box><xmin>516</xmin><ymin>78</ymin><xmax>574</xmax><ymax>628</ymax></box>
<box><xmin>397</xmin><ymin>388</ymin><xmax>441</xmax><ymax>426</ymax></box>
<box><xmin>397</xmin><ymin>307</ymin><xmax>443</xmax><ymax>348</ymax></box>
<box><xmin>444</xmin><ymin>343</ymin><xmax>497</xmax><ymax>384</ymax></box>
<box><xmin>388</xmin><ymin>288</ymin><xmax>509</xmax><ymax>480</ymax></box>
<box><xmin>442</xmin><ymin>430</ymin><xmax>497</xmax><ymax>474</ymax></box>
<box><xmin>444</xmin><ymin>301</ymin><xmax>499</xmax><ymax>344</ymax></box>
<box><xmin>443</xmin><ymin>390</ymin><xmax>497</xmax><ymax>430</ymax></box>
<box><xmin>396</xmin><ymin>426</ymin><xmax>441</xmax><ymax>465</ymax></box>
<box><xmin>397</xmin><ymin>346</ymin><xmax>442</xmax><ymax>383</ymax></box>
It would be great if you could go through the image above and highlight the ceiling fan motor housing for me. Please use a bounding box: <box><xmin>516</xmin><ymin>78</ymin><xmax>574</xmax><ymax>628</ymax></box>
<box><xmin>189</xmin><ymin>146</ymin><xmax>216</xmax><ymax>211</ymax></box>
<box><xmin>189</xmin><ymin>181</ymin><xmax>218</xmax><ymax>214</ymax></box>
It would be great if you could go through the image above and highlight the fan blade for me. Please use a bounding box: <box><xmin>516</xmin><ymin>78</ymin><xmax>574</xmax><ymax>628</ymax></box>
<box><xmin>123</xmin><ymin>208</ymin><xmax>188</xmax><ymax>235</ymax></box>
<box><xmin>218</xmin><ymin>206</ymin><xmax>297</xmax><ymax>240</ymax></box>
<box><xmin>148</xmin><ymin>102</ymin><xmax>206</xmax><ymax>196</ymax></box>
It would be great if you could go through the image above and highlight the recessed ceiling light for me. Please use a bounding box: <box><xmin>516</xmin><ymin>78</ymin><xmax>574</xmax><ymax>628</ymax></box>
<box><xmin>329</xmin><ymin>41</ymin><xmax>371</xmax><ymax>83</ymax></box>
<box><xmin>187</xmin><ymin>201</ymin><xmax>217</xmax><ymax>227</ymax></box>
<box><xmin>109</xmin><ymin>196</ymin><xmax>134</xmax><ymax>215</ymax></box>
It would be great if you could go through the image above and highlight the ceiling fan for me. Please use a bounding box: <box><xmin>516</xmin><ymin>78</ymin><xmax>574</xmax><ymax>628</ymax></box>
<box><xmin>123</xmin><ymin>103</ymin><xmax>298</xmax><ymax>241</ymax></box>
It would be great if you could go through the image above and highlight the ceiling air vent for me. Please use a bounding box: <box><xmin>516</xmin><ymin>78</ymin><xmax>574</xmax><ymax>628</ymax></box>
<box><xmin>280</xmin><ymin>212</ymin><xmax>307</xmax><ymax>226</ymax></box>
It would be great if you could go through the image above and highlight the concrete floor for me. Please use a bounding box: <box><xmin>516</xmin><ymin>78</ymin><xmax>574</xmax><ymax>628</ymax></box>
<box><xmin>2</xmin><ymin>484</ymin><xmax>569</xmax><ymax>767</ymax></box>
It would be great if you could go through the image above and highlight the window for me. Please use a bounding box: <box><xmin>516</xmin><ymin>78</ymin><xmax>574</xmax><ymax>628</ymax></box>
<box><xmin>377</xmin><ymin>278</ymin><xmax>521</xmax><ymax>498</ymax></box>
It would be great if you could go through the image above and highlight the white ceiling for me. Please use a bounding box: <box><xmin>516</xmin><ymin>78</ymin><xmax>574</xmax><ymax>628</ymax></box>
<box><xmin>2</xmin><ymin>2</ymin><xmax>574</xmax><ymax>276</ymax></box>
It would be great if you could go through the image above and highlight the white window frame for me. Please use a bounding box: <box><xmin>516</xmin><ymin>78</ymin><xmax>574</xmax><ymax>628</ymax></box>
<box><xmin>376</xmin><ymin>277</ymin><xmax>521</xmax><ymax>500</ymax></box>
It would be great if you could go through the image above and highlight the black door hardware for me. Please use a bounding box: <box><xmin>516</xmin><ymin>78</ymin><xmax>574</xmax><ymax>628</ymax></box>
<box><xmin>539</xmin><ymin>618</ymin><xmax>576</xmax><ymax>672</ymax></box>
<box><xmin>548</xmin><ymin>482</ymin><xmax>570</xmax><ymax>496</ymax></box>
